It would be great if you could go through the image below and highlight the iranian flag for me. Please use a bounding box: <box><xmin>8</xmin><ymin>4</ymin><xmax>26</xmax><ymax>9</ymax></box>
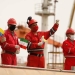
<box><xmin>19</xmin><ymin>38</ymin><xmax>29</xmax><ymax>49</ymax></box>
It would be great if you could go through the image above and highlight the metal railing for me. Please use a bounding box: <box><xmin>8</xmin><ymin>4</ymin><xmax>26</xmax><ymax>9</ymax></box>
<box><xmin>35</xmin><ymin>3</ymin><xmax>54</xmax><ymax>15</ymax></box>
<box><xmin>47</xmin><ymin>35</ymin><xmax>64</xmax><ymax>69</ymax></box>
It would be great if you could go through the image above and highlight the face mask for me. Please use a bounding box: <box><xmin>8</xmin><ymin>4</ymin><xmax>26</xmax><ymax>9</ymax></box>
<box><xmin>69</xmin><ymin>35</ymin><xmax>75</xmax><ymax>40</ymax></box>
<box><xmin>9</xmin><ymin>25</ymin><xmax>16</xmax><ymax>31</ymax></box>
<box><xmin>31</xmin><ymin>25</ymin><xmax>38</xmax><ymax>32</ymax></box>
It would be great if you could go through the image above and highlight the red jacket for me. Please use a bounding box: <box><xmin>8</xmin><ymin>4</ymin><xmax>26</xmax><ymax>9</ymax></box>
<box><xmin>1</xmin><ymin>29</ymin><xmax>19</xmax><ymax>52</ymax></box>
<box><xmin>25</xmin><ymin>23</ymin><xmax>59</xmax><ymax>54</ymax></box>
<box><xmin>62</xmin><ymin>38</ymin><xmax>75</xmax><ymax>57</ymax></box>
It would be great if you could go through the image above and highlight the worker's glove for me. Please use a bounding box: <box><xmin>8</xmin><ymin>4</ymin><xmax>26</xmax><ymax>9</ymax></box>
<box><xmin>38</xmin><ymin>41</ymin><xmax>45</xmax><ymax>46</ymax></box>
<box><xmin>15</xmin><ymin>45</ymin><xmax>20</xmax><ymax>49</ymax></box>
<box><xmin>15</xmin><ymin>50</ymin><xmax>20</xmax><ymax>54</ymax></box>
<box><xmin>56</xmin><ymin>20</ymin><xmax>59</xmax><ymax>25</ymax></box>
<box><xmin>0</xmin><ymin>36</ymin><xmax>6</xmax><ymax>43</ymax></box>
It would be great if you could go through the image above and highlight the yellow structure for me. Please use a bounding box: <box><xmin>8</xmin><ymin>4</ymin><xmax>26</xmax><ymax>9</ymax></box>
<box><xmin>68</xmin><ymin>0</ymin><xmax>75</xmax><ymax>28</ymax></box>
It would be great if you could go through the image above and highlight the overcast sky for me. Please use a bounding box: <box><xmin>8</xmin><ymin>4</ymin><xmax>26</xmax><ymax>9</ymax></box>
<box><xmin>0</xmin><ymin>0</ymin><xmax>74</xmax><ymax>62</ymax></box>
<box><xmin>0</xmin><ymin>0</ymin><xmax>74</xmax><ymax>36</ymax></box>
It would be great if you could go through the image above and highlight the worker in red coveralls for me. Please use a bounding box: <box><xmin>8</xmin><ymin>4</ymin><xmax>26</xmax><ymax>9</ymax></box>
<box><xmin>25</xmin><ymin>16</ymin><xmax>59</xmax><ymax>68</ymax></box>
<box><xmin>0</xmin><ymin>18</ymin><xmax>20</xmax><ymax>65</ymax></box>
<box><xmin>62</xmin><ymin>28</ymin><xmax>75</xmax><ymax>70</ymax></box>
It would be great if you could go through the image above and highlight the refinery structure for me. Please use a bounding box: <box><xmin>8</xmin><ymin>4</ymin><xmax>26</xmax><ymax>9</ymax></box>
<box><xmin>35</xmin><ymin>0</ymin><xmax>63</xmax><ymax>69</ymax></box>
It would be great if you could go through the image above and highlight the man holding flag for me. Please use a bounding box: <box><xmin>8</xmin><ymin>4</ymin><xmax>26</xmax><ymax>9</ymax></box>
<box><xmin>0</xmin><ymin>18</ymin><xmax>20</xmax><ymax>65</ymax></box>
<box><xmin>24</xmin><ymin>16</ymin><xmax>59</xmax><ymax>68</ymax></box>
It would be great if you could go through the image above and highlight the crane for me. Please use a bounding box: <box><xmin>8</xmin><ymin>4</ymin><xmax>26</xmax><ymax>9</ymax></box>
<box><xmin>68</xmin><ymin>0</ymin><xmax>75</xmax><ymax>28</ymax></box>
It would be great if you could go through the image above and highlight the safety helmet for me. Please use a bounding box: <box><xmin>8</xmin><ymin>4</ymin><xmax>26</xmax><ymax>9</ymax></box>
<box><xmin>66</xmin><ymin>28</ymin><xmax>75</xmax><ymax>35</ymax></box>
<box><xmin>7</xmin><ymin>18</ymin><xmax>17</xmax><ymax>25</ymax></box>
<box><xmin>27</xmin><ymin>16</ymin><xmax>37</xmax><ymax>27</ymax></box>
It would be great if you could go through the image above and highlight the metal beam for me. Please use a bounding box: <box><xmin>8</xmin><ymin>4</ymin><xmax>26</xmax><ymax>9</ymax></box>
<box><xmin>68</xmin><ymin>0</ymin><xmax>75</xmax><ymax>28</ymax></box>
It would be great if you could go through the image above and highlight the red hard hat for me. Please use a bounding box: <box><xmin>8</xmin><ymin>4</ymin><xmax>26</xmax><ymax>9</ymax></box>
<box><xmin>66</xmin><ymin>28</ymin><xmax>75</xmax><ymax>35</ymax></box>
<box><xmin>28</xmin><ymin>19</ymin><xmax>37</xmax><ymax>26</ymax></box>
<box><xmin>7</xmin><ymin>18</ymin><xmax>17</xmax><ymax>25</ymax></box>
<box><xmin>27</xmin><ymin>16</ymin><xmax>37</xmax><ymax>27</ymax></box>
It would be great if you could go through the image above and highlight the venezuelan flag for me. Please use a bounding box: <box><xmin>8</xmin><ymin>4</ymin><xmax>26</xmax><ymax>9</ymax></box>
<box><xmin>0</xmin><ymin>28</ymin><xmax>4</xmax><ymax>36</ymax></box>
<box><xmin>0</xmin><ymin>28</ymin><xmax>4</xmax><ymax>41</ymax></box>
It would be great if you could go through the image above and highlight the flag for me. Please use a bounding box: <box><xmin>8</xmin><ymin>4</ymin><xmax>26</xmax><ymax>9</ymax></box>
<box><xmin>19</xmin><ymin>38</ymin><xmax>29</xmax><ymax>49</ymax></box>
<box><xmin>0</xmin><ymin>28</ymin><xmax>4</xmax><ymax>35</ymax></box>
<box><xmin>0</xmin><ymin>28</ymin><xmax>4</xmax><ymax>41</ymax></box>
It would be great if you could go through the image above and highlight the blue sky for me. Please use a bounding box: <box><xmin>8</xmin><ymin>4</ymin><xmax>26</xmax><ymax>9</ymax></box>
<box><xmin>0</xmin><ymin>0</ymin><xmax>74</xmax><ymax>62</ymax></box>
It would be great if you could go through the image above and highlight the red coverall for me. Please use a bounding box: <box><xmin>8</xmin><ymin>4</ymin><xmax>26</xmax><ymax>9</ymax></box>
<box><xmin>25</xmin><ymin>23</ymin><xmax>58</xmax><ymax>68</ymax></box>
<box><xmin>62</xmin><ymin>38</ymin><xmax>75</xmax><ymax>70</ymax></box>
<box><xmin>1</xmin><ymin>29</ymin><xmax>19</xmax><ymax>65</ymax></box>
